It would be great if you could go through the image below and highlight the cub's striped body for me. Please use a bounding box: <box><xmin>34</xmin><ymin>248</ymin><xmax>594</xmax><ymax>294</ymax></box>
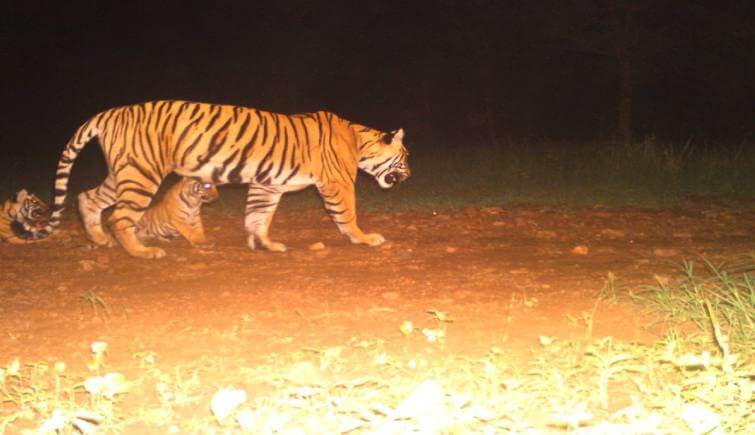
<box><xmin>136</xmin><ymin>178</ymin><xmax>218</xmax><ymax>247</ymax></box>
<box><xmin>26</xmin><ymin>101</ymin><xmax>410</xmax><ymax>258</ymax></box>
<box><xmin>1</xmin><ymin>190</ymin><xmax>49</xmax><ymax>244</ymax></box>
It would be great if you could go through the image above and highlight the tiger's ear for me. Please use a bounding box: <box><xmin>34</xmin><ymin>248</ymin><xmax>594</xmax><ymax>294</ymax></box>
<box><xmin>382</xmin><ymin>128</ymin><xmax>405</xmax><ymax>145</ymax></box>
<box><xmin>14</xmin><ymin>189</ymin><xmax>29</xmax><ymax>203</ymax></box>
<box><xmin>392</xmin><ymin>128</ymin><xmax>405</xmax><ymax>143</ymax></box>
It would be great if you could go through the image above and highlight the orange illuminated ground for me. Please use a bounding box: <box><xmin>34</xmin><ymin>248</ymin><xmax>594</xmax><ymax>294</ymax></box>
<box><xmin>1</xmin><ymin>204</ymin><xmax>752</xmax><ymax>431</ymax></box>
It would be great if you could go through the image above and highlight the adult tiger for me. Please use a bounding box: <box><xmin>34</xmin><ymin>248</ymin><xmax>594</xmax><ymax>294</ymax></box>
<box><xmin>135</xmin><ymin>178</ymin><xmax>218</xmax><ymax>248</ymax></box>
<box><xmin>1</xmin><ymin>189</ymin><xmax>49</xmax><ymax>244</ymax></box>
<box><xmin>24</xmin><ymin>101</ymin><xmax>410</xmax><ymax>258</ymax></box>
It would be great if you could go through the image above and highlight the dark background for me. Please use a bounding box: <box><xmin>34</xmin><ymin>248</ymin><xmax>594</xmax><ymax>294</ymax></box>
<box><xmin>1</xmin><ymin>0</ymin><xmax>753</xmax><ymax>175</ymax></box>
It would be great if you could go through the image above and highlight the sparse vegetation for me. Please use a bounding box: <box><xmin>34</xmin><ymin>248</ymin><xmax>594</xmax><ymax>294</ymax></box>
<box><xmin>2</xmin><ymin>259</ymin><xmax>752</xmax><ymax>433</ymax></box>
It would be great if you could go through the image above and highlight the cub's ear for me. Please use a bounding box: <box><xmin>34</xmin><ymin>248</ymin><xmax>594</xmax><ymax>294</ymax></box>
<box><xmin>14</xmin><ymin>189</ymin><xmax>29</xmax><ymax>202</ymax></box>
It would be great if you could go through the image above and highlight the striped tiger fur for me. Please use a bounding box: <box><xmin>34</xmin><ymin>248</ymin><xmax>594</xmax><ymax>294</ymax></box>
<box><xmin>135</xmin><ymin>178</ymin><xmax>218</xmax><ymax>247</ymax></box>
<box><xmin>1</xmin><ymin>189</ymin><xmax>49</xmax><ymax>244</ymax></box>
<box><xmin>25</xmin><ymin>101</ymin><xmax>410</xmax><ymax>258</ymax></box>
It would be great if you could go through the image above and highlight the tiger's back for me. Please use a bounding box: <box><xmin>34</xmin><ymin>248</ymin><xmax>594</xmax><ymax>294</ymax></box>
<box><xmin>135</xmin><ymin>178</ymin><xmax>218</xmax><ymax>247</ymax></box>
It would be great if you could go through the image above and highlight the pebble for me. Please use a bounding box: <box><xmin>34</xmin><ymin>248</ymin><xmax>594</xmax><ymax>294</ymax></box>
<box><xmin>571</xmin><ymin>245</ymin><xmax>589</xmax><ymax>255</ymax></box>
<box><xmin>308</xmin><ymin>242</ymin><xmax>325</xmax><ymax>251</ymax></box>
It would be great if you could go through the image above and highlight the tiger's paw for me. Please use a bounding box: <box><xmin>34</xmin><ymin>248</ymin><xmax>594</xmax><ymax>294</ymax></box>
<box><xmin>357</xmin><ymin>233</ymin><xmax>385</xmax><ymax>247</ymax></box>
<box><xmin>247</xmin><ymin>236</ymin><xmax>287</xmax><ymax>252</ymax></box>
<box><xmin>87</xmin><ymin>229</ymin><xmax>116</xmax><ymax>247</ymax></box>
<box><xmin>130</xmin><ymin>246</ymin><xmax>167</xmax><ymax>259</ymax></box>
<box><xmin>262</xmin><ymin>241</ymin><xmax>287</xmax><ymax>252</ymax></box>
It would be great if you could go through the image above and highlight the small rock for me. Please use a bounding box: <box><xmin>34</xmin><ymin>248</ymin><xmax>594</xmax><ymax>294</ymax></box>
<box><xmin>406</xmin><ymin>224</ymin><xmax>418</xmax><ymax>231</ymax></box>
<box><xmin>211</xmin><ymin>388</ymin><xmax>247</xmax><ymax>422</ymax></box>
<box><xmin>395</xmin><ymin>380</ymin><xmax>445</xmax><ymax>419</ymax></box>
<box><xmin>445</xmin><ymin>246</ymin><xmax>458</xmax><ymax>253</ymax></box>
<box><xmin>399</xmin><ymin>320</ymin><xmax>414</xmax><ymax>336</ymax></box>
<box><xmin>492</xmin><ymin>221</ymin><xmax>507</xmax><ymax>227</ymax></box>
<box><xmin>308</xmin><ymin>242</ymin><xmax>326</xmax><ymax>251</ymax></box>
<box><xmin>571</xmin><ymin>245</ymin><xmax>589</xmax><ymax>255</ymax></box>
<box><xmin>672</xmin><ymin>232</ymin><xmax>692</xmax><ymax>239</ymax></box>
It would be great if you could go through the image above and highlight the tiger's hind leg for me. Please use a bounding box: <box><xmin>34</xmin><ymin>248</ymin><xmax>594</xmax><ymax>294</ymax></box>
<box><xmin>317</xmin><ymin>182</ymin><xmax>384</xmax><ymax>246</ymax></box>
<box><xmin>78</xmin><ymin>174</ymin><xmax>117</xmax><ymax>246</ymax></box>
<box><xmin>245</xmin><ymin>185</ymin><xmax>286</xmax><ymax>252</ymax></box>
<box><xmin>108</xmin><ymin>167</ymin><xmax>166</xmax><ymax>259</ymax></box>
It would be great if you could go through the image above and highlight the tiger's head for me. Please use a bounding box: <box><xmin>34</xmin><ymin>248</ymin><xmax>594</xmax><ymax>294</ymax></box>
<box><xmin>185</xmin><ymin>179</ymin><xmax>219</xmax><ymax>204</ymax></box>
<box><xmin>7</xmin><ymin>189</ymin><xmax>50</xmax><ymax>236</ymax></box>
<box><xmin>357</xmin><ymin>128</ymin><xmax>411</xmax><ymax>189</ymax></box>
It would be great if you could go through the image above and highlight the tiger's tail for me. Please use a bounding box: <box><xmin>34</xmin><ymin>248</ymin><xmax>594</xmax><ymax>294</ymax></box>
<box><xmin>25</xmin><ymin>118</ymin><xmax>102</xmax><ymax>240</ymax></box>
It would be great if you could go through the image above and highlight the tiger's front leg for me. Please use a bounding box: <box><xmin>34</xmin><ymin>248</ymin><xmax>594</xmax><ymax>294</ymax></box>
<box><xmin>108</xmin><ymin>167</ymin><xmax>166</xmax><ymax>259</ymax></box>
<box><xmin>245</xmin><ymin>185</ymin><xmax>286</xmax><ymax>252</ymax></box>
<box><xmin>173</xmin><ymin>219</ymin><xmax>214</xmax><ymax>249</ymax></box>
<box><xmin>317</xmin><ymin>182</ymin><xmax>384</xmax><ymax>247</ymax></box>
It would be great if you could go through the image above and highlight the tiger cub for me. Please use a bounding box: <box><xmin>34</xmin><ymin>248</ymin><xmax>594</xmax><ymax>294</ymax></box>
<box><xmin>1</xmin><ymin>189</ymin><xmax>49</xmax><ymax>244</ymax></box>
<box><xmin>135</xmin><ymin>178</ymin><xmax>218</xmax><ymax>248</ymax></box>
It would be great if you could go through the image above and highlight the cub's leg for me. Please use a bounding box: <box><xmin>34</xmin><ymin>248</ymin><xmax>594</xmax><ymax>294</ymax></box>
<box><xmin>317</xmin><ymin>182</ymin><xmax>384</xmax><ymax>246</ymax></box>
<box><xmin>245</xmin><ymin>185</ymin><xmax>285</xmax><ymax>252</ymax></box>
<box><xmin>77</xmin><ymin>174</ymin><xmax>117</xmax><ymax>246</ymax></box>
<box><xmin>108</xmin><ymin>166</ymin><xmax>165</xmax><ymax>259</ymax></box>
<box><xmin>173</xmin><ymin>218</ymin><xmax>214</xmax><ymax>249</ymax></box>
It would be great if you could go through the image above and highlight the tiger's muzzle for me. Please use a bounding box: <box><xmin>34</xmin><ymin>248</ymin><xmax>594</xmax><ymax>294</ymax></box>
<box><xmin>385</xmin><ymin>168</ymin><xmax>411</xmax><ymax>186</ymax></box>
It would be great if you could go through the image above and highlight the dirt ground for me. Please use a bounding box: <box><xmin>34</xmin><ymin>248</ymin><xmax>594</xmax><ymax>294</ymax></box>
<box><xmin>1</xmin><ymin>202</ymin><xmax>754</xmax><ymax>430</ymax></box>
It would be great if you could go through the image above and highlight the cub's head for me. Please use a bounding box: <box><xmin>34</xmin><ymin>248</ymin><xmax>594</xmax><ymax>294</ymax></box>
<box><xmin>184</xmin><ymin>180</ymin><xmax>219</xmax><ymax>204</ymax></box>
<box><xmin>357</xmin><ymin>128</ymin><xmax>411</xmax><ymax>189</ymax></box>
<box><xmin>7</xmin><ymin>189</ymin><xmax>50</xmax><ymax>236</ymax></box>
<box><xmin>13</xmin><ymin>190</ymin><xmax>49</xmax><ymax>223</ymax></box>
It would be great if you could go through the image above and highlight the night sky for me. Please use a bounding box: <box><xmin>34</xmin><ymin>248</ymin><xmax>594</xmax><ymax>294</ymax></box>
<box><xmin>2</xmin><ymin>0</ymin><xmax>753</xmax><ymax>178</ymax></box>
